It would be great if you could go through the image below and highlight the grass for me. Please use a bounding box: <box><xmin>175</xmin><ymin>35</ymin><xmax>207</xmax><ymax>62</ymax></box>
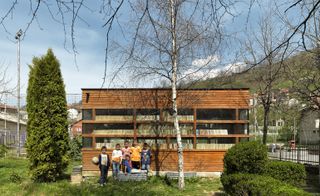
<box><xmin>0</xmin><ymin>158</ymin><xmax>224</xmax><ymax>196</ymax></box>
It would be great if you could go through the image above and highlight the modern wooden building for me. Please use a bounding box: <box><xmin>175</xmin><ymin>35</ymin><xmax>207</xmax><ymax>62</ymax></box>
<box><xmin>81</xmin><ymin>88</ymin><xmax>250</xmax><ymax>175</ymax></box>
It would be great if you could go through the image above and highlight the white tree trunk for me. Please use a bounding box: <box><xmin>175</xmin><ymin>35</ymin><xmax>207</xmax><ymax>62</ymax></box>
<box><xmin>170</xmin><ymin>0</ymin><xmax>185</xmax><ymax>189</ymax></box>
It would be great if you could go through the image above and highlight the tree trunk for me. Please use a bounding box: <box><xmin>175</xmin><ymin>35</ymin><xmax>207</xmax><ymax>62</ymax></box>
<box><xmin>170</xmin><ymin>0</ymin><xmax>184</xmax><ymax>190</ymax></box>
<box><xmin>318</xmin><ymin>111</ymin><xmax>320</xmax><ymax>185</ymax></box>
<box><xmin>262</xmin><ymin>106</ymin><xmax>270</xmax><ymax>145</ymax></box>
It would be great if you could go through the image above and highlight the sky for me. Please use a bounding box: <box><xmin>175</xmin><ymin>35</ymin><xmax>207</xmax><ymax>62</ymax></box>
<box><xmin>0</xmin><ymin>1</ymin><xmax>289</xmax><ymax>96</ymax></box>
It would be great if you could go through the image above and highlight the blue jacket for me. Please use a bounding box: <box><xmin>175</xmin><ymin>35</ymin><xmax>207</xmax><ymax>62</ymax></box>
<box><xmin>141</xmin><ymin>149</ymin><xmax>151</xmax><ymax>165</ymax></box>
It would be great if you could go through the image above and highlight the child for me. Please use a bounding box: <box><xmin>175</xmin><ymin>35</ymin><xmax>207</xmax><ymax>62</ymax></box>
<box><xmin>98</xmin><ymin>146</ymin><xmax>110</xmax><ymax>186</ymax></box>
<box><xmin>112</xmin><ymin>143</ymin><xmax>122</xmax><ymax>178</ymax></box>
<box><xmin>131</xmin><ymin>141</ymin><xmax>141</xmax><ymax>169</ymax></box>
<box><xmin>123</xmin><ymin>154</ymin><xmax>132</xmax><ymax>174</ymax></box>
<box><xmin>141</xmin><ymin>143</ymin><xmax>151</xmax><ymax>173</ymax></box>
<box><xmin>121</xmin><ymin>141</ymin><xmax>131</xmax><ymax>172</ymax></box>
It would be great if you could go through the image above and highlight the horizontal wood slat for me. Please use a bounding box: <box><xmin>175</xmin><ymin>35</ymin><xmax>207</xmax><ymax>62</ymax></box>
<box><xmin>82</xmin><ymin>149</ymin><xmax>226</xmax><ymax>172</ymax></box>
<box><xmin>82</xmin><ymin>89</ymin><xmax>250</xmax><ymax>109</ymax></box>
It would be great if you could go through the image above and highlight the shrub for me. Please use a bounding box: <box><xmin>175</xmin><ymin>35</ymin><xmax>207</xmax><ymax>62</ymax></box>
<box><xmin>0</xmin><ymin>145</ymin><xmax>8</xmax><ymax>158</ymax></box>
<box><xmin>26</xmin><ymin>49</ymin><xmax>70</xmax><ymax>182</ymax></box>
<box><xmin>69</xmin><ymin>136</ymin><xmax>82</xmax><ymax>161</ymax></box>
<box><xmin>9</xmin><ymin>171</ymin><xmax>22</xmax><ymax>184</ymax></box>
<box><xmin>263</xmin><ymin>160</ymin><xmax>306</xmax><ymax>186</ymax></box>
<box><xmin>223</xmin><ymin>141</ymin><xmax>268</xmax><ymax>175</ymax></box>
<box><xmin>221</xmin><ymin>173</ymin><xmax>311</xmax><ymax>196</ymax></box>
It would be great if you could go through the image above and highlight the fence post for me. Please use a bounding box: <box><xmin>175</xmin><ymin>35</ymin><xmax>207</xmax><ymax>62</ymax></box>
<box><xmin>297</xmin><ymin>146</ymin><xmax>300</xmax><ymax>163</ymax></box>
<box><xmin>279</xmin><ymin>146</ymin><xmax>282</xmax><ymax>161</ymax></box>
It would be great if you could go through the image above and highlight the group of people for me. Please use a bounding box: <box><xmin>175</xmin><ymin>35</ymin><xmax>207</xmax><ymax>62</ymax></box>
<box><xmin>98</xmin><ymin>141</ymin><xmax>151</xmax><ymax>185</ymax></box>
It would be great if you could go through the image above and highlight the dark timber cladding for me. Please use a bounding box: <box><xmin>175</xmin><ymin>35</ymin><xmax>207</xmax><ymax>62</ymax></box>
<box><xmin>81</xmin><ymin>88</ymin><xmax>250</xmax><ymax>173</ymax></box>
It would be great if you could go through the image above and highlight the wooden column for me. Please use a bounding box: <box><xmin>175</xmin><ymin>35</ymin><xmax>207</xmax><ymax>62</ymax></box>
<box><xmin>193</xmin><ymin>108</ymin><xmax>197</xmax><ymax>149</ymax></box>
<box><xmin>133</xmin><ymin>109</ymin><xmax>137</xmax><ymax>142</ymax></box>
<box><xmin>92</xmin><ymin>136</ymin><xmax>96</xmax><ymax>149</ymax></box>
<box><xmin>92</xmin><ymin>108</ymin><xmax>96</xmax><ymax>120</ymax></box>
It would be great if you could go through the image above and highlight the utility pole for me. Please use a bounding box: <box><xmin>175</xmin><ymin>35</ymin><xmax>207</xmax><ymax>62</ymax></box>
<box><xmin>15</xmin><ymin>29</ymin><xmax>22</xmax><ymax>157</ymax></box>
<box><xmin>4</xmin><ymin>93</ymin><xmax>7</xmax><ymax>147</ymax></box>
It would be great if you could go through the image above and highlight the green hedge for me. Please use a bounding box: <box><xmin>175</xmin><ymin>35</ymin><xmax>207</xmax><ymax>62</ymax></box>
<box><xmin>0</xmin><ymin>145</ymin><xmax>8</xmax><ymax>158</ymax></box>
<box><xmin>221</xmin><ymin>173</ymin><xmax>311</xmax><ymax>196</ymax></box>
<box><xmin>223</xmin><ymin>141</ymin><xmax>268</xmax><ymax>175</ymax></box>
<box><xmin>264</xmin><ymin>160</ymin><xmax>306</xmax><ymax>186</ymax></box>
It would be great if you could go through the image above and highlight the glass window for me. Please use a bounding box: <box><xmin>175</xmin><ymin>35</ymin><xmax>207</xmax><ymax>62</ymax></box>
<box><xmin>82</xmin><ymin>123</ymin><xmax>94</xmax><ymax>134</ymax></box>
<box><xmin>83</xmin><ymin>137</ymin><xmax>92</xmax><ymax>148</ymax></box>
<box><xmin>96</xmin><ymin>109</ymin><xmax>133</xmax><ymax>116</ymax></box>
<box><xmin>136</xmin><ymin>109</ymin><xmax>160</xmax><ymax>115</ymax></box>
<box><xmin>94</xmin><ymin>123</ymin><xmax>134</xmax><ymax>130</ymax></box>
<box><xmin>234</xmin><ymin>124</ymin><xmax>249</xmax><ymax>134</ymax></box>
<box><xmin>178</xmin><ymin>108</ymin><xmax>193</xmax><ymax>115</ymax></box>
<box><xmin>196</xmin><ymin>109</ymin><xmax>236</xmax><ymax>120</ymax></box>
<box><xmin>197</xmin><ymin>124</ymin><xmax>234</xmax><ymax>134</ymax></box>
<box><xmin>82</xmin><ymin>109</ymin><xmax>92</xmax><ymax>120</ymax></box>
<box><xmin>239</xmin><ymin>109</ymin><xmax>249</xmax><ymax>120</ymax></box>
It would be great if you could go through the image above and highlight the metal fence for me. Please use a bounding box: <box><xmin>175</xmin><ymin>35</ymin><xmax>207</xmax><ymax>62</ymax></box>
<box><xmin>269</xmin><ymin>145</ymin><xmax>319</xmax><ymax>165</ymax></box>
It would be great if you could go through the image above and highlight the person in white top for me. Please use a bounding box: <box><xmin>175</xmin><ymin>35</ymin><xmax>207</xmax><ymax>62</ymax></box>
<box><xmin>112</xmin><ymin>143</ymin><xmax>123</xmax><ymax>178</ymax></box>
<box><xmin>98</xmin><ymin>146</ymin><xmax>110</xmax><ymax>186</ymax></box>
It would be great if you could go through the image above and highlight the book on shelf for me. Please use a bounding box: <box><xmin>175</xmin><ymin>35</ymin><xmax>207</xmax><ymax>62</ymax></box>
<box><xmin>163</xmin><ymin>115</ymin><xmax>194</xmax><ymax>121</ymax></box>
<box><xmin>137</xmin><ymin>130</ymin><xmax>193</xmax><ymax>135</ymax></box>
<box><xmin>198</xmin><ymin>129</ymin><xmax>228</xmax><ymax>135</ymax></box>
<box><xmin>95</xmin><ymin>115</ymin><xmax>133</xmax><ymax>121</ymax></box>
<box><xmin>93</xmin><ymin>130</ymin><xmax>134</xmax><ymax>135</ymax></box>
<box><xmin>136</xmin><ymin>115</ymin><xmax>160</xmax><ymax>121</ymax></box>
<box><xmin>196</xmin><ymin>143</ymin><xmax>234</xmax><ymax>150</ymax></box>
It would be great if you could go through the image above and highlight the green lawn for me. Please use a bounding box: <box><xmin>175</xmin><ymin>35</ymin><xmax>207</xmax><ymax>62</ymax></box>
<box><xmin>0</xmin><ymin>158</ymin><xmax>224</xmax><ymax>196</ymax></box>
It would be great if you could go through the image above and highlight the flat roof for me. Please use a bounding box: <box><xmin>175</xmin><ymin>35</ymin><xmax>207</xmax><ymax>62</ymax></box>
<box><xmin>81</xmin><ymin>88</ymin><xmax>250</xmax><ymax>91</ymax></box>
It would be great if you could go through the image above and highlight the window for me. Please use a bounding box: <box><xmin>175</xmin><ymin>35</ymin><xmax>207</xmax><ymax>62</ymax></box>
<box><xmin>136</xmin><ymin>109</ymin><xmax>160</xmax><ymax>115</ymax></box>
<box><xmin>83</xmin><ymin>137</ymin><xmax>92</xmax><ymax>148</ymax></box>
<box><xmin>196</xmin><ymin>109</ymin><xmax>236</xmax><ymax>120</ymax></box>
<box><xmin>82</xmin><ymin>109</ymin><xmax>92</xmax><ymax>120</ymax></box>
<box><xmin>316</xmin><ymin>119</ymin><xmax>319</xmax><ymax>129</ymax></box>
<box><xmin>136</xmin><ymin>109</ymin><xmax>160</xmax><ymax>121</ymax></box>
<box><xmin>94</xmin><ymin>123</ymin><xmax>134</xmax><ymax>130</ymax></box>
<box><xmin>197</xmin><ymin>124</ymin><xmax>234</xmax><ymax>134</ymax></box>
<box><xmin>239</xmin><ymin>109</ymin><xmax>249</xmax><ymax>120</ymax></box>
<box><xmin>96</xmin><ymin>109</ymin><xmax>133</xmax><ymax>115</ymax></box>
<box><xmin>82</xmin><ymin>124</ymin><xmax>94</xmax><ymax>134</ymax></box>
<box><xmin>82</xmin><ymin>123</ymin><xmax>134</xmax><ymax>134</ymax></box>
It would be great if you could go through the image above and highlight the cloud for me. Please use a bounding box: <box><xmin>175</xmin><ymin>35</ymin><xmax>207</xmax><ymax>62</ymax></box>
<box><xmin>191</xmin><ymin>55</ymin><xmax>219</xmax><ymax>67</ymax></box>
<box><xmin>182</xmin><ymin>56</ymin><xmax>246</xmax><ymax>81</ymax></box>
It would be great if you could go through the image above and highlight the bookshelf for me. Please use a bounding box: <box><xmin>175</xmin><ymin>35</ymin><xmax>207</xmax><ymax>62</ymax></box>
<box><xmin>81</xmin><ymin>88</ymin><xmax>250</xmax><ymax>173</ymax></box>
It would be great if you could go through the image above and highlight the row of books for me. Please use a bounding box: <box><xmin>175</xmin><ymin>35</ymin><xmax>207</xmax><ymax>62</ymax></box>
<box><xmin>136</xmin><ymin>115</ymin><xmax>160</xmax><ymax>121</ymax></box>
<box><xmin>196</xmin><ymin>143</ymin><xmax>234</xmax><ymax>150</ymax></box>
<box><xmin>95</xmin><ymin>142</ymin><xmax>168</xmax><ymax>150</ymax></box>
<box><xmin>168</xmin><ymin>143</ymin><xmax>194</xmax><ymax>150</ymax></box>
<box><xmin>197</xmin><ymin>129</ymin><xmax>228</xmax><ymax>135</ymax></box>
<box><xmin>95</xmin><ymin>116</ymin><xmax>133</xmax><ymax>121</ymax></box>
<box><xmin>137</xmin><ymin>129</ymin><xmax>194</xmax><ymax>135</ymax></box>
<box><xmin>93</xmin><ymin>130</ymin><xmax>134</xmax><ymax>135</ymax></box>
<box><xmin>163</xmin><ymin>115</ymin><xmax>194</xmax><ymax>121</ymax></box>
<box><xmin>94</xmin><ymin>115</ymin><xmax>193</xmax><ymax>121</ymax></box>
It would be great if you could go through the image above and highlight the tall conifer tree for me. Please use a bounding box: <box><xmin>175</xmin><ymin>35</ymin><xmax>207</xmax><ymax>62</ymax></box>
<box><xmin>26</xmin><ymin>49</ymin><xmax>69</xmax><ymax>182</ymax></box>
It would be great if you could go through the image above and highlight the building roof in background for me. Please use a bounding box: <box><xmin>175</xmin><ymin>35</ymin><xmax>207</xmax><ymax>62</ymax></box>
<box><xmin>0</xmin><ymin>112</ymin><xmax>27</xmax><ymax>125</ymax></box>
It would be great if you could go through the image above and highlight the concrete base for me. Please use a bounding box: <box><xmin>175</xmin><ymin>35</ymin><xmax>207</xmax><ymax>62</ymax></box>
<box><xmin>82</xmin><ymin>170</ymin><xmax>221</xmax><ymax>178</ymax></box>
<box><xmin>71</xmin><ymin>166</ymin><xmax>83</xmax><ymax>184</ymax></box>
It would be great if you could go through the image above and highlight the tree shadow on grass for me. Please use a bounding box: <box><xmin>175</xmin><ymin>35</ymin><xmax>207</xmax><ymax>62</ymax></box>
<box><xmin>302</xmin><ymin>166</ymin><xmax>320</xmax><ymax>194</ymax></box>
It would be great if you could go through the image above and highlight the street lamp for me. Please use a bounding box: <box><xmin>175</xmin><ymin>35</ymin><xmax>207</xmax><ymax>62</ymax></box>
<box><xmin>15</xmin><ymin>29</ymin><xmax>22</xmax><ymax>157</ymax></box>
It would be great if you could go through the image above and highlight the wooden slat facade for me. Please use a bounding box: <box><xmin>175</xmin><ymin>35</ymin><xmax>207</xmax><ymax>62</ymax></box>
<box><xmin>81</xmin><ymin>88</ymin><xmax>250</xmax><ymax>173</ymax></box>
<box><xmin>82</xmin><ymin>149</ymin><xmax>225</xmax><ymax>172</ymax></box>
<box><xmin>82</xmin><ymin>88</ymin><xmax>250</xmax><ymax>109</ymax></box>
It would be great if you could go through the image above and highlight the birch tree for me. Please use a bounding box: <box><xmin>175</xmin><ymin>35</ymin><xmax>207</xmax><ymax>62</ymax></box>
<box><xmin>104</xmin><ymin>1</ymin><xmax>233</xmax><ymax>189</ymax></box>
